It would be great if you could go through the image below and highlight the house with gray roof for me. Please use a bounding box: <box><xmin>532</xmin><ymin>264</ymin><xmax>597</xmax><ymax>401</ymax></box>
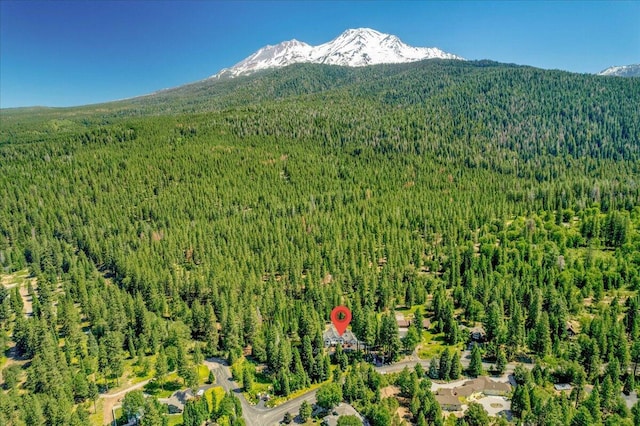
<box><xmin>323</xmin><ymin>325</ymin><xmax>365</xmax><ymax>350</ymax></box>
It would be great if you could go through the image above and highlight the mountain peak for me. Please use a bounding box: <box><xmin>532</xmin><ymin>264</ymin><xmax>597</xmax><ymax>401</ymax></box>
<box><xmin>212</xmin><ymin>28</ymin><xmax>463</xmax><ymax>79</ymax></box>
<box><xmin>598</xmin><ymin>64</ymin><xmax>640</xmax><ymax>77</ymax></box>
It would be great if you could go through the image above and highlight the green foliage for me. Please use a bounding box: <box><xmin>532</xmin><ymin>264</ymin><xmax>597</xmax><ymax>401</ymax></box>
<box><xmin>141</xmin><ymin>397</ymin><xmax>166</xmax><ymax>426</ymax></box>
<box><xmin>460</xmin><ymin>402</ymin><xmax>490</xmax><ymax>426</ymax></box>
<box><xmin>337</xmin><ymin>415</ymin><xmax>362</xmax><ymax>426</ymax></box>
<box><xmin>494</xmin><ymin>346</ymin><xmax>507</xmax><ymax>375</ymax></box>
<box><xmin>317</xmin><ymin>382</ymin><xmax>343</xmax><ymax>410</ymax></box>
<box><xmin>367</xmin><ymin>404</ymin><xmax>391</xmax><ymax>426</ymax></box>
<box><xmin>2</xmin><ymin>365</ymin><xmax>21</xmax><ymax>390</ymax></box>
<box><xmin>299</xmin><ymin>400</ymin><xmax>312</xmax><ymax>422</ymax></box>
<box><xmin>183</xmin><ymin>396</ymin><xmax>209</xmax><ymax>426</ymax></box>
<box><xmin>468</xmin><ymin>344</ymin><xmax>483</xmax><ymax>377</ymax></box>
<box><xmin>402</xmin><ymin>322</ymin><xmax>420</xmax><ymax>353</ymax></box>
<box><xmin>122</xmin><ymin>390</ymin><xmax>145</xmax><ymax>422</ymax></box>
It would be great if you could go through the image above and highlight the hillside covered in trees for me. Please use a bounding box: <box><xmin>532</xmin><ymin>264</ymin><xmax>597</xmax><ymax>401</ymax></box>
<box><xmin>0</xmin><ymin>60</ymin><xmax>639</xmax><ymax>426</ymax></box>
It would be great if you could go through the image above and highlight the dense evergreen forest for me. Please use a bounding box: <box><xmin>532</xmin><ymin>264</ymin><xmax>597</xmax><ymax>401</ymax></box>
<box><xmin>0</xmin><ymin>60</ymin><xmax>639</xmax><ymax>426</ymax></box>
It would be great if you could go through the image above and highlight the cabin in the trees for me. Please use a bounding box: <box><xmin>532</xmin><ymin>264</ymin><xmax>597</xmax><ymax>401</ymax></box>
<box><xmin>566</xmin><ymin>321</ymin><xmax>580</xmax><ymax>338</ymax></box>
<box><xmin>395</xmin><ymin>313</ymin><xmax>410</xmax><ymax>328</ymax></box>
<box><xmin>554</xmin><ymin>383</ymin><xmax>573</xmax><ymax>392</ymax></box>
<box><xmin>469</xmin><ymin>325</ymin><xmax>486</xmax><ymax>343</ymax></box>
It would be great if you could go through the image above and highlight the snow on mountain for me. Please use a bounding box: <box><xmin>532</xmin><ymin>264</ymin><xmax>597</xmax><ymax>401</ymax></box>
<box><xmin>212</xmin><ymin>28</ymin><xmax>463</xmax><ymax>79</ymax></box>
<box><xmin>598</xmin><ymin>64</ymin><xmax>640</xmax><ymax>77</ymax></box>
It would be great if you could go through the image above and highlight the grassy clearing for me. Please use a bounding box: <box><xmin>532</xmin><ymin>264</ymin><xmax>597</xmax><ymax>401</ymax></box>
<box><xmin>417</xmin><ymin>330</ymin><xmax>446</xmax><ymax>359</ymax></box>
<box><xmin>166</xmin><ymin>414</ymin><xmax>183</xmax><ymax>426</ymax></box>
<box><xmin>395</xmin><ymin>304</ymin><xmax>424</xmax><ymax>317</ymax></box>
<box><xmin>114</xmin><ymin>407</ymin><xmax>123</xmax><ymax>425</ymax></box>
<box><xmin>143</xmin><ymin>374</ymin><xmax>182</xmax><ymax>398</ymax></box>
<box><xmin>247</xmin><ymin>369</ymin><xmax>272</xmax><ymax>401</ymax></box>
<box><xmin>197</xmin><ymin>364</ymin><xmax>209</xmax><ymax>383</ymax></box>
<box><xmin>88</xmin><ymin>398</ymin><xmax>104</xmax><ymax>426</ymax></box>
<box><xmin>417</xmin><ymin>330</ymin><xmax>463</xmax><ymax>359</ymax></box>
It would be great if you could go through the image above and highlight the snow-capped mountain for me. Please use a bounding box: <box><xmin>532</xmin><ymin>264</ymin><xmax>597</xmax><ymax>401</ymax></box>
<box><xmin>598</xmin><ymin>64</ymin><xmax>640</xmax><ymax>77</ymax></box>
<box><xmin>212</xmin><ymin>28</ymin><xmax>463</xmax><ymax>79</ymax></box>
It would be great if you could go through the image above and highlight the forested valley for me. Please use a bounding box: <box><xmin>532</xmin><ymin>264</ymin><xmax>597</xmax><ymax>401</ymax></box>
<box><xmin>0</xmin><ymin>60</ymin><xmax>639</xmax><ymax>426</ymax></box>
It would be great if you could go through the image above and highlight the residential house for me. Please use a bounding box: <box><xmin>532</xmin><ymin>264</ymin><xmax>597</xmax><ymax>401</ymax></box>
<box><xmin>323</xmin><ymin>326</ymin><xmax>365</xmax><ymax>350</ymax></box>
<box><xmin>456</xmin><ymin>376</ymin><xmax>511</xmax><ymax>397</ymax></box>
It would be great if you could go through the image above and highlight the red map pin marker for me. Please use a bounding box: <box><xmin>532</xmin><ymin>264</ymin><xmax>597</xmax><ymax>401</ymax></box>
<box><xmin>331</xmin><ymin>306</ymin><xmax>352</xmax><ymax>336</ymax></box>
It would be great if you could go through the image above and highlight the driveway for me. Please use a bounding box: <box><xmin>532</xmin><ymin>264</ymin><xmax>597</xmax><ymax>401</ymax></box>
<box><xmin>475</xmin><ymin>395</ymin><xmax>511</xmax><ymax>417</ymax></box>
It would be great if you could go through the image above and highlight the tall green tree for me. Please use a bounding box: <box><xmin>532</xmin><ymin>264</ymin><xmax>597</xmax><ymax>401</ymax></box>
<box><xmin>468</xmin><ymin>344</ymin><xmax>483</xmax><ymax>377</ymax></box>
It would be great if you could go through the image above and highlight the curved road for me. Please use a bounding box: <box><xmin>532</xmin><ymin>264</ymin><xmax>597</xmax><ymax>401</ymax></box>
<box><xmin>203</xmin><ymin>354</ymin><xmax>532</xmax><ymax>426</ymax></box>
<box><xmin>203</xmin><ymin>358</ymin><xmax>318</xmax><ymax>426</ymax></box>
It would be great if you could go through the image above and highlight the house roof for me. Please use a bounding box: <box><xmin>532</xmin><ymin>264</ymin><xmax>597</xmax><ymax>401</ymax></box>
<box><xmin>470</xmin><ymin>325</ymin><xmax>486</xmax><ymax>334</ymax></box>
<box><xmin>323</xmin><ymin>403</ymin><xmax>364</xmax><ymax>426</ymax></box>
<box><xmin>566</xmin><ymin>321</ymin><xmax>580</xmax><ymax>335</ymax></box>
<box><xmin>435</xmin><ymin>389</ymin><xmax>462</xmax><ymax>408</ymax></box>
<box><xmin>554</xmin><ymin>383</ymin><xmax>573</xmax><ymax>391</ymax></box>
<box><xmin>323</xmin><ymin>325</ymin><xmax>360</xmax><ymax>344</ymax></box>
<box><xmin>457</xmin><ymin>376</ymin><xmax>511</xmax><ymax>395</ymax></box>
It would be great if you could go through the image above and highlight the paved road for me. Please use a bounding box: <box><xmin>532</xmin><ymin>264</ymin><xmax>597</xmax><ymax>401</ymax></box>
<box><xmin>204</xmin><ymin>358</ymin><xmax>317</xmax><ymax>426</ymax></box>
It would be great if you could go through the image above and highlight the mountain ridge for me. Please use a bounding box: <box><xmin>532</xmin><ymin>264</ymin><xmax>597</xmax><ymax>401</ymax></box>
<box><xmin>211</xmin><ymin>28</ymin><xmax>463</xmax><ymax>79</ymax></box>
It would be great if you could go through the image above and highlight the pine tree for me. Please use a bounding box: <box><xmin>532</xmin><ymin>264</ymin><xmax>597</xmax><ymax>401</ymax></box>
<box><xmin>449</xmin><ymin>351</ymin><xmax>462</xmax><ymax>380</ymax></box>
<box><xmin>438</xmin><ymin>348</ymin><xmax>451</xmax><ymax>381</ymax></box>
<box><xmin>511</xmin><ymin>384</ymin><xmax>531</xmax><ymax>418</ymax></box>
<box><xmin>508</xmin><ymin>303</ymin><xmax>525</xmax><ymax>353</ymax></box>
<box><xmin>299</xmin><ymin>400</ymin><xmax>312</xmax><ymax>422</ymax></box>
<box><xmin>468</xmin><ymin>344</ymin><xmax>483</xmax><ymax>377</ymax></box>
<box><xmin>484</xmin><ymin>301</ymin><xmax>504</xmax><ymax>343</ymax></box>
<box><xmin>583</xmin><ymin>384</ymin><xmax>601</xmax><ymax>424</ymax></box>
<box><xmin>155</xmin><ymin>348</ymin><xmax>168</xmax><ymax>389</ymax></box>
<box><xmin>495</xmin><ymin>346</ymin><xmax>507</xmax><ymax>375</ymax></box>
<box><xmin>402</xmin><ymin>322</ymin><xmax>420</xmax><ymax>353</ymax></box>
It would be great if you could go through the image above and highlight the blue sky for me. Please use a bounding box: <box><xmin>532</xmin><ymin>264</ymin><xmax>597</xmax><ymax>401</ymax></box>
<box><xmin>1</xmin><ymin>1</ymin><xmax>638</xmax><ymax>108</ymax></box>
